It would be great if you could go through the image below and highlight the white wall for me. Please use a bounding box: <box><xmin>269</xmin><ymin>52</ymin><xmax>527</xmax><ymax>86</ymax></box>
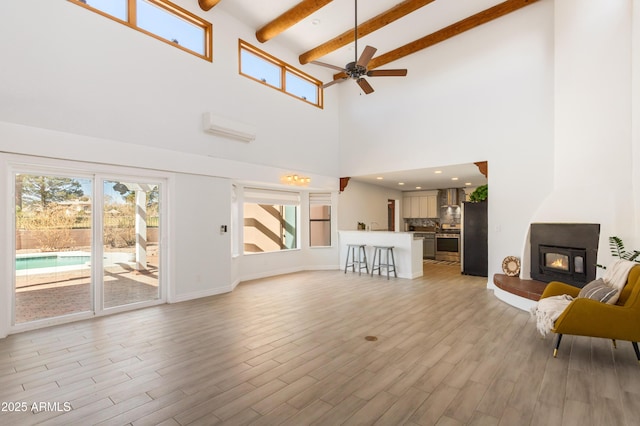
<box><xmin>632</xmin><ymin>0</ymin><xmax>640</xmax><ymax>250</ymax></box>
<box><xmin>338</xmin><ymin>0</ymin><xmax>555</xmax><ymax>283</ymax></box>
<box><xmin>171</xmin><ymin>173</ymin><xmax>232</xmax><ymax>302</ymax></box>
<box><xmin>0</xmin><ymin>0</ymin><xmax>340</xmax><ymax>177</ymax></box>
<box><xmin>0</xmin><ymin>0</ymin><xmax>343</xmax><ymax>334</ymax></box>
<box><xmin>527</xmin><ymin>0</ymin><xmax>636</xmax><ymax>276</ymax></box>
<box><xmin>0</xmin><ymin>122</ymin><xmax>341</xmax><ymax>337</ymax></box>
<box><xmin>2</xmin><ymin>0</ymin><xmax>638</xmax><ymax>333</ymax></box>
<box><xmin>338</xmin><ymin>180</ymin><xmax>403</xmax><ymax>231</ymax></box>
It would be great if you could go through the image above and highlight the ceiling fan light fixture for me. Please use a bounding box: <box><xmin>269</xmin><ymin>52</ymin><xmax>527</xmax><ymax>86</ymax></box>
<box><xmin>312</xmin><ymin>0</ymin><xmax>407</xmax><ymax>94</ymax></box>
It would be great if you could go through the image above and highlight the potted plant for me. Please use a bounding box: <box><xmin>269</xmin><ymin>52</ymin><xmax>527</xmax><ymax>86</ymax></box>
<box><xmin>597</xmin><ymin>236</ymin><xmax>640</xmax><ymax>269</ymax></box>
<box><xmin>469</xmin><ymin>184</ymin><xmax>488</xmax><ymax>202</ymax></box>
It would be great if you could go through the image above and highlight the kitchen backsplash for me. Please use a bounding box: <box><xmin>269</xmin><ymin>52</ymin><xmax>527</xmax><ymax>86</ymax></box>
<box><xmin>405</xmin><ymin>218</ymin><xmax>439</xmax><ymax>228</ymax></box>
<box><xmin>440</xmin><ymin>205</ymin><xmax>461</xmax><ymax>225</ymax></box>
<box><xmin>439</xmin><ymin>188</ymin><xmax>463</xmax><ymax>225</ymax></box>
<box><xmin>404</xmin><ymin>189</ymin><xmax>465</xmax><ymax>229</ymax></box>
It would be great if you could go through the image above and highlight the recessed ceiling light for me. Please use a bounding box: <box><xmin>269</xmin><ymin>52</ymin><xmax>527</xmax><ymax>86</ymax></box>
<box><xmin>451</xmin><ymin>177</ymin><xmax>459</xmax><ymax>181</ymax></box>
<box><xmin>416</xmin><ymin>186</ymin><xmax>422</xmax><ymax>189</ymax></box>
<box><xmin>376</xmin><ymin>176</ymin><xmax>383</xmax><ymax>180</ymax></box>
<box><xmin>398</xmin><ymin>182</ymin><xmax>405</xmax><ymax>186</ymax></box>
<box><xmin>465</xmin><ymin>182</ymin><xmax>472</xmax><ymax>186</ymax></box>
<box><xmin>434</xmin><ymin>170</ymin><xmax>442</xmax><ymax>174</ymax></box>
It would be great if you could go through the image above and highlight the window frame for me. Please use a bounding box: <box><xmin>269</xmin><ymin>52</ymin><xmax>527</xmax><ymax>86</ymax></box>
<box><xmin>68</xmin><ymin>0</ymin><xmax>213</xmax><ymax>62</ymax></box>
<box><xmin>239</xmin><ymin>40</ymin><xmax>323</xmax><ymax>109</ymax></box>
<box><xmin>242</xmin><ymin>188</ymin><xmax>300</xmax><ymax>255</ymax></box>
<box><xmin>309</xmin><ymin>193</ymin><xmax>332</xmax><ymax>248</ymax></box>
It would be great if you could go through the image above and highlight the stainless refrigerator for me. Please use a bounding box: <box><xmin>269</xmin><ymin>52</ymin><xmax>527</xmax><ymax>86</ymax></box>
<box><xmin>461</xmin><ymin>201</ymin><xmax>488</xmax><ymax>276</ymax></box>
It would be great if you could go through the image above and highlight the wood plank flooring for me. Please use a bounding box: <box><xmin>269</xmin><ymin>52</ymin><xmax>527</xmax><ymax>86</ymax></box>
<box><xmin>1</xmin><ymin>263</ymin><xmax>640</xmax><ymax>425</ymax></box>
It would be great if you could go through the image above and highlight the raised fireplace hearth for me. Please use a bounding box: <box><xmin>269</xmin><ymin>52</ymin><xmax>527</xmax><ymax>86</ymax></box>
<box><xmin>530</xmin><ymin>223</ymin><xmax>600</xmax><ymax>288</ymax></box>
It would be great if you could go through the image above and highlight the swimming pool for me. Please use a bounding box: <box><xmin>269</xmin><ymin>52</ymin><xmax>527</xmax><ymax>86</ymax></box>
<box><xmin>15</xmin><ymin>254</ymin><xmax>91</xmax><ymax>271</ymax></box>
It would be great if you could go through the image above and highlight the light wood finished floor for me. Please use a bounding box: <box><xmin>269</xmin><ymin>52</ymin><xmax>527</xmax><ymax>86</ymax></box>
<box><xmin>1</xmin><ymin>264</ymin><xmax>639</xmax><ymax>425</ymax></box>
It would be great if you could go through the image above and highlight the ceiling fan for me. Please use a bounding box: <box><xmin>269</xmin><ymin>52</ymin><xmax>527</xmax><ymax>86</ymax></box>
<box><xmin>311</xmin><ymin>0</ymin><xmax>408</xmax><ymax>94</ymax></box>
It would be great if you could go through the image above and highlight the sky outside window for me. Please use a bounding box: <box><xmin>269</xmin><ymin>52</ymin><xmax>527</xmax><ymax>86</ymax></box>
<box><xmin>84</xmin><ymin>0</ymin><xmax>128</xmax><ymax>20</ymax></box>
<box><xmin>137</xmin><ymin>0</ymin><xmax>205</xmax><ymax>54</ymax></box>
<box><xmin>241</xmin><ymin>50</ymin><xmax>282</xmax><ymax>89</ymax></box>
<box><xmin>286</xmin><ymin>71</ymin><xmax>317</xmax><ymax>103</ymax></box>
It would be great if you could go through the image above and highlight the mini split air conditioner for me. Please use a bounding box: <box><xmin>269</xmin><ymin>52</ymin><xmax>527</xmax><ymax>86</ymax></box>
<box><xmin>202</xmin><ymin>113</ymin><xmax>256</xmax><ymax>142</ymax></box>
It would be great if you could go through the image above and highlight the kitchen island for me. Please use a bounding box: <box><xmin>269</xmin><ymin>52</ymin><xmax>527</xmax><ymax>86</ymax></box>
<box><xmin>339</xmin><ymin>231</ymin><xmax>423</xmax><ymax>279</ymax></box>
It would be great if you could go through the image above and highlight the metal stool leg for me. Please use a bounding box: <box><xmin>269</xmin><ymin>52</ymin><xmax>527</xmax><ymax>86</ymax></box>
<box><xmin>344</xmin><ymin>245</ymin><xmax>351</xmax><ymax>273</ymax></box>
<box><xmin>346</xmin><ymin>244</ymin><xmax>369</xmax><ymax>275</ymax></box>
<box><xmin>389</xmin><ymin>248</ymin><xmax>397</xmax><ymax>278</ymax></box>
<box><xmin>360</xmin><ymin>246</ymin><xmax>369</xmax><ymax>274</ymax></box>
<box><xmin>371</xmin><ymin>246</ymin><xmax>396</xmax><ymax>279</ymax></box>
<box><xmin>370</xmin><ymin>248</ymin><xmax>378</xmax><ymax>276</ymax></box>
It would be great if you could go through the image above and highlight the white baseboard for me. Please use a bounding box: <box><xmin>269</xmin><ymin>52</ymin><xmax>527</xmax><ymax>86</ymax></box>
<box><xmin>239</xmin><ymin>266</ymin><xmax>305</xmax><ymax>282</ymax></box>
<box><xmin>170</xmin><ymin>285</ymin><xmax>234</xmax><ymax>303</ymax></box>
<box><xmin>239</xmin><ymin>264</ymin><xmax>340</xmax><ymax>282</ymax></box>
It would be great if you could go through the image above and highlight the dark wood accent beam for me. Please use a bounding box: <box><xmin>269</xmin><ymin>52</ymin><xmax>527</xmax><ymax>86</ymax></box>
<box><xmin>339</xmin><ymin>177</ymin><xmax>350</xmax><ymax>192</ymax></box>
<box><xmin>474</xmin><ymin>161</ymin><xmax>488</xmax><ymax>178</ymax></box>
<box><xmin>198</xmin><ymin>0</ymin><xmax>221</xmax><ymax>12</ymax></box>
<box><xmin>299</xmin><ymin>0</ymin><xmax>436</xmax><ymax>65</ymax></box>
<box><xmin>256</xmin><ymin>0</ymin><xmax>333</xmax><ymax>43</ymax></box>
<box><xmin>333</xmin><ymin>0</ymin><xmax>539</xmax><ymax>80</ymax></box>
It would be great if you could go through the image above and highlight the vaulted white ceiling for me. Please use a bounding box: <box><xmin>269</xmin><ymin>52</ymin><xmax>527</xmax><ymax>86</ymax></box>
<box><xmin>210</xmin><ymin>0</ymin><xmax>521</xmax><ymax>189</ymax></box>
<box><xmin>215</xmin><ymin>0</ymin><xmax>532</xmax><ymax>72</ymax></box>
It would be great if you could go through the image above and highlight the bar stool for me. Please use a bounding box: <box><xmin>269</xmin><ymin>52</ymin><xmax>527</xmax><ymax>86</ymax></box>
<box><xmin>345</xmin><ymin>244</ymin><xmax>369</xmax><ymax>275</ymax></box>
<box><xmin>371</xmin><ymin>246</ymin><xmax>397</xmax><ymax>279</ymax></box>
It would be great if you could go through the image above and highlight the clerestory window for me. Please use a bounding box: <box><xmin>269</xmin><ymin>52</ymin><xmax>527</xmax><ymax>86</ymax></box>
<box><xmin>69</xmin><ymin>0</ymin><xmax>212</xmax><ymax>61</ymax></box>
<box><xmin>239</xmin><ymin>40</ymin><xmax>323</xmax><ymax>108</ymax></box>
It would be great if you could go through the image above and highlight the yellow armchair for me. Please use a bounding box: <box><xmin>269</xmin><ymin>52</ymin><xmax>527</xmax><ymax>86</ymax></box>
<box><xmin>539</xmin><ymin>265</ymin><xmax>640</xmax><ymax>363</ymax></box>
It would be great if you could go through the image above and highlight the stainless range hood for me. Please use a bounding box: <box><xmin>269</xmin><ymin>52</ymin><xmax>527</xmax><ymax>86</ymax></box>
<box><xmin>442</xmin><ymin>188</ymin><xmax>460</xmax><ymax>207</ymax></box>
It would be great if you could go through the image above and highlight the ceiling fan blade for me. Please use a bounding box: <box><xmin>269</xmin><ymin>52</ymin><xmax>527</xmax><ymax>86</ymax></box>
<box><xmin>310</xmin><ymin>60</ymin><xmax>346</xmax><ymax>72</ymax></box>
<box><xmin>356</xmin><ymin>78</ymin><xmax>374</xmax><ymax>94</ymax></box>
<box><xmin>367</xmin><ymin>69</ymin><xmax>408</xmax><ymax>77</ymax></box>
<box><xmin>322</xmin><ymin>78</ymin><xmax>346</xmax><ymax>89</ymax></box>
<box><xmin>356</xmin><ymin>46</ymin><xmax>377</xmax><ymax>68</ymax></box>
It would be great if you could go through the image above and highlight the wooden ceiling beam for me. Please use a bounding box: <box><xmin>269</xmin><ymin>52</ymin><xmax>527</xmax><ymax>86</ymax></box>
<box><xmin>198</xmin><ymin>0</ymin><xmax>222</xmax><ymax>12</ymax></box>
<box><xmin>256</xmin><ymin>0</ymin><xmax>334</xmax><ymax>43</ymax></box>
<box><xmin>299</xmin><ymin>0</ymin><xmax>436</xmax><ymax>65</ymax></box>
<box><xmin>350</xmin><ymin>0</ymin><xmax>539</xmax><ymax>76</ymax></box>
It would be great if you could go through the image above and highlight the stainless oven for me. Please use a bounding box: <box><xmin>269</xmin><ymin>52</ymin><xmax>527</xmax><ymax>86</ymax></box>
<box><xmin>435</xmin><ymin>233</ymin><xmax>460</xmax><ymax>262</ymax></box>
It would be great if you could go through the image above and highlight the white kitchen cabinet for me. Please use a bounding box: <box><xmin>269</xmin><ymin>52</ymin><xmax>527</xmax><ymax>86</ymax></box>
<box><xmin>418</xmin><ymin>197</ymin><xmax>429</xmax><ymax>217</ymax></box>
<box><xmin>403</xmin><ymin>197</ymin><xmax>412</xmax><ymax>219</ymax></box>
<box><xmin>403</xmin><ymin>191</ymin><xmax>439</xmax><ymax>218</ymax></box>
<box><xmin>426</xmin><ymin>194</ymin><xmax>438</xmax><ymax>218</ymax></box>
<box><xmin>410</xmin><ymin>197</ymin><xmax>421</xmax><ymax>218</ymax></box>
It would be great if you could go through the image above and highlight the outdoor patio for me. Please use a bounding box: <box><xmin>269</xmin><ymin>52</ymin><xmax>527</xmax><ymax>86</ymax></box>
<box><xmin>15</xmin><ymin>249</ymin><xmax>159</xmax><ymax>323</ymax></box>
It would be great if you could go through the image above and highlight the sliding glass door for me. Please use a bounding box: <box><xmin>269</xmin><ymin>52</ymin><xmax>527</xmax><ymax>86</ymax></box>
<box><xmin>14</xmin><ymin>173</ymin><xmax>93</xmax><ymax>323</ymax></box>
<box><xmin>13</xmin><ymin>170</ymin><xmax>164</xmax><ymax>327</ymax></box>
<box><xmin>102</xmin><ymin>180</ymin><xmax>160</xmax><ymax>309</ymax></box>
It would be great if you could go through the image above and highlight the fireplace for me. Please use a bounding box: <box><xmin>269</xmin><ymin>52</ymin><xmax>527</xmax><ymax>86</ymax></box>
<box><xmin>538</xmin><ymin>245</ymin><xmax>587</xmax><ymax>284</ymax></box>
<box><xmin>530</xmin><ymin>223</ymin><xmax>600</xmax><ymax>288</ymax></box>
